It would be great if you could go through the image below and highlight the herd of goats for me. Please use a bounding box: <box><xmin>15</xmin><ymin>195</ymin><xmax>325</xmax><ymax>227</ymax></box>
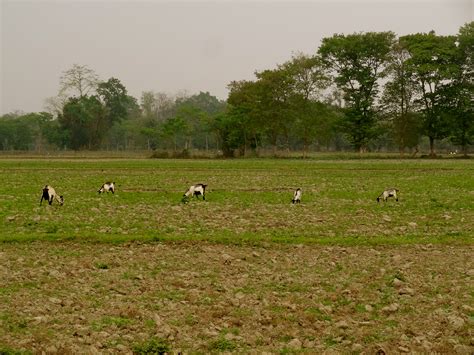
<box><xmin>40</xmin><ymin>183</ymin><xmax>400</xmax><ymax>206</ymax></box>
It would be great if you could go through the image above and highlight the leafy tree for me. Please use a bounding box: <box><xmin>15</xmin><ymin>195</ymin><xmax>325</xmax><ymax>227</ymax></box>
<box><xmin>381</xmin><ymin>42</ymin><xmax>422</xmax><ymax>155</ymax></box>
<box><xmin>58</xmin><ymin>73</ymin><xmax>138</xmax><ymax>150</ymax></box>
<box><xmin>226</xmin><ymin>80</ymin><xmax>266</xmax><ymax>155</ymax></box>
<box><xmin>400</xmin><ymin>31</ymin><xmax>458</xmax><ymax>156</ymax></box>
<box><xmin>97</xmin><ymin>78</ymin><xmax>136</xmax><ymax>124</ymax></box>
<box><xmin>0</xmin><ymin>112</ymin><xmax>59</xmax><ymax>150</ymax></box>
<box><xmin>254</xmin><ymin>68</ymin><xmax>295</xmax><ymax>153</ymax></box>
<box><xmin>58</xmin><ymin>96</ymin><xmax>107</xmax><ymax>150</ymax></box>
<box><xmin>281</xmin><ymin>54</ymin><xmax>333</xmax><ymax>155</ymax></box>
<box><xmin>174</xmin><ymin>92</ymin><xmax>226</xmax><ymax>151</ymax></box>
<box><xmin>160</xmin><ymin>116</ymin><xmax>188</xmax><ymax>151</ymax></box>
<box><xmin>319</xmin><ymin>31</ymin><xmax>396</xmax><ymax>152</ymax></box>
<box><xmin>212</xmin><ymin>111</ymin><xmax>246</xmax><ymax>157</ymax></box>
<box><xmin>445</xmin><ymin>22</ymin><xmax>474</xmax><ymax>155</ymax></box>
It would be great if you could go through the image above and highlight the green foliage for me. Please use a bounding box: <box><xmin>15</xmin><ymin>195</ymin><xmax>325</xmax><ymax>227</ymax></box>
<box><xmin>95</xmin><ymin>263</ymin><xmax>109</xmax><ymax>269</ymax></box>
<box><xmin>319</xmin><ymin>31</ymin><xmax>396</xmax><ymax>151</ymax></box>
<box><xmin>208</xmin><ymin>337</ymin><xmax>237</xmax><ymax>351</ymax></box>
<box><xmin>3</xmin><ymin>24</ymin><xmax>473</xmax><ymax>155</ymax></box>
<box><xmin>132</xmin><ymin>337</ymin><xmax>171</xmax><ymax>354</ymax></box>
<box><xmin>381</xmin><ymin>42</ymin><xmax>422</xmax><ymax>153</ymax></box>
<box><xmin>446</xmin><ymin>22</ymin><xmax>474</xmax><ymax>155</ymax></box>
<box><xmin>400</xmin><ymin>31</ymin><xmax>459</xmax><ymax>155</ymax></box>
<box><xmin>57</xmin><ymin>76</ymin><xmax>138</xmax><ymax>150</ymax></box>
<box><xmin>97</xmin><ymin>77</ymin><xmax>138</xmax><ymax>124</ymax></box>
<box><xmin>59</xmin><ymin>95</ymin><xmax>107</xmax><ymax>150</ymax></box>
<box><xmin>0</xmin><ymin>112</ymin><xmax>57</xmax><ymax>150</ymax></box>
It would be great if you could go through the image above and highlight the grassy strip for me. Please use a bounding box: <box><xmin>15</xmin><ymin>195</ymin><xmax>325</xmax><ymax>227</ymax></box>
<box><xmin>0</xmin><ymin>231</ymin><xmax>472</xmax><ymax>246</ymax></box>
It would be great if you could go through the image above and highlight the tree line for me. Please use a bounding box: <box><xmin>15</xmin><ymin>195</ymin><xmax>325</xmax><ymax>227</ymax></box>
<box><xmin>1</xmin><ymin>22</ymin><xmax>472</xmax><ymax>157</ymax></box>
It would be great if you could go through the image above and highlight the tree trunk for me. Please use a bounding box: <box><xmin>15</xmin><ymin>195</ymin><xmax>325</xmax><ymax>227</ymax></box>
<box><xmin>399</xmin><ymin>146</ymin><xmax>405</xmax><ymax>158</ymax></box>
<box><xmin>429</xmin><ymin>136</ymin><xmax>435</xmax><ymax>157</ymax></box>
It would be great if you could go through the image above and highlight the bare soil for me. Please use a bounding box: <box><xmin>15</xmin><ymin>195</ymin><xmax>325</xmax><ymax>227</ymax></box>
<box><xmin>1</xmin><ymin>242</ymin><xmax>473</xmax><ymax>354</ymax></box>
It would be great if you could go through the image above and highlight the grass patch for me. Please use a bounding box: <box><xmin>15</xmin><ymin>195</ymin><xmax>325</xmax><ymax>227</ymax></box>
<box><xmin>208</xmin><ymin>337</ymin><xmax>237</xmax><ymax>351</ymax></box>
<box><xmin>95</xmin><ymin>262</ymin><xmax>109</xmax><ymax>270</ymax></box>
<box><xmin>132</xmin><ymin>337</ymin><xmax>170</xmax><ymax>354</ymax></box>
<box><xmin>0</xmin><ymin>158</ymin><xmax>472</xmax><ymax>246</ymax></box>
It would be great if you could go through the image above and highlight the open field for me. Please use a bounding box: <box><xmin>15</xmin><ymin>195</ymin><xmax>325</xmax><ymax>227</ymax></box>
<box><xmin>0</xmin><ymin>158</ymin><xmax>473</xmax><ymax>244</ymax></box>
<box><xmin>0</xmin><ymin>158</ymin><xmax>473</xmax><ymax>353</ymax></box>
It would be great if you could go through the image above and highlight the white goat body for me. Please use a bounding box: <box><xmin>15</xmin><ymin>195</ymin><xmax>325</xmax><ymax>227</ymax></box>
<box><xmin>183</xmin><ymin>184</ymin><xmax>207</xmax><ymax>201</ymax></box>
<box><xmin>377</xmin><ymin>188</ymin><xmax>399</xmax><ymax>202</ymax></box>
<box><xmin>40</xmin><ymin>185</ymin><xmax>64</xmax><ymax>206</ymax></box>
<box><xmin>98</xmin><ymin>182</ymin><xmax>115</xmax><ymax>194</ymax></box>
<box><xmin>292</xmin><ymin>188</ymin><xmax>302</xmax><ymax>204</ymax></box>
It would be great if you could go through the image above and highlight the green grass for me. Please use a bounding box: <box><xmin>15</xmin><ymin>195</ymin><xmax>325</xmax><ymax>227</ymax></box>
<box><xmin>0</xmin><ymin>158</ymin><xmax>472</xmax><ymax>245</ymax></box>
<box><xmin>132</xmin><ymin>337</ymin><xmax>170</xmax><ymax>354</ymax></box>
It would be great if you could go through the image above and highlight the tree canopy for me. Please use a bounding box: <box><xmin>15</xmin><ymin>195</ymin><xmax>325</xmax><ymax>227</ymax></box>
<box><xmin>2</xmin><ymin>22</ymin><xmax>473</xmax><ymax>156</ymax></box>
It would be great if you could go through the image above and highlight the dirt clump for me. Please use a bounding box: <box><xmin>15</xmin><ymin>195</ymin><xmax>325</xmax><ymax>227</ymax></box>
<box><xmin>0</xmin><ymin>242</ymin><xmax>472</xmax><ymax>353</ymax></box>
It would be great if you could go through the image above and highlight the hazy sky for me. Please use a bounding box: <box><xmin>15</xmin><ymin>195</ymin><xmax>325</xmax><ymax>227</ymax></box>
<box><xmin>1</xmin><ymin>0</ymin><xmax>472</xmax><ymax>114</ymax></box>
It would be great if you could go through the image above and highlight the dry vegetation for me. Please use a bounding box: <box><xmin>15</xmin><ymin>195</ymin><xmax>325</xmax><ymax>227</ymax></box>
<box><xmin>1</xmin><ymin>242</ymin><xmax>473</xmax><ymax>353</ymax></box>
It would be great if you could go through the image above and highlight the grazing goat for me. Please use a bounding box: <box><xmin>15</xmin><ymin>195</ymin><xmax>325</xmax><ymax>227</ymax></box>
<box><xmin>377</xmin><ymin>188</ymin><xmax>399</xmax><ymax>203</ymax></box>
<box><xmin>292</xmin><ymin>188</ymin><xmax>302</xmax><ymax>204</ymax></box>
<box><xmin>98</xmin><ymin>182</ymin><xmax>115</xmax><ymax>194</ymax></box>
<box><xmin>40</xmin><ymin>185</ymin><xmax>64</xmax><ymax>206</ymax></box>
<box><xmin>182</xmin><ymin>184</ymin><xmax>207</xmax><ymax>202</ymax></box>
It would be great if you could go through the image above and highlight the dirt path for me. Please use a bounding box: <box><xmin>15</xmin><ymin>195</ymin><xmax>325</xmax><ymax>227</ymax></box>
<box><xmin>1</xmin><ymin>242</ymin><xmax>473</xmax><ymax>353</ymax></box>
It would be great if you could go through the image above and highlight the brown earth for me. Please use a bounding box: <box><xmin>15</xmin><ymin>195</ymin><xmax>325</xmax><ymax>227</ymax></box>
<box><xmin>1</xmin><ymin>242</ymin><xmax>473</xmax><ymax>354</ymax></box>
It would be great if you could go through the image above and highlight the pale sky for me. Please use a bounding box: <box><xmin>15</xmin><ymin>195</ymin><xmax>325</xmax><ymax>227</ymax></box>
<box><xmin>1</xmin><ymin>0</ymin><xmax>472</xmax><ymax>114</ymax></box>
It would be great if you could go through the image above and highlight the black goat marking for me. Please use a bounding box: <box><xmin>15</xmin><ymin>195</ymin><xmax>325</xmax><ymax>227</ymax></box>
<box><xmin>98</xmin><ymin>182</ymin><xmax>116</xmax><ymax>194</ymax></box>
<box><xmin>292</xmin><ymin>188</ymin><xmax>302</xmax><ymax>204</ymax></box>
<box><xmin>40</xmin><ymin>185</ymin><xmax>64</xmax><ymax>206</ymax></box>
<box><xmin>183</xmin><ymin>184</ymin><xmax>207</xmax><ymax>202</ymax></box>
<box><xmin>377</xmin><ymin>188</ymin><xmax>399</xmax><ymax>203</ymax></box>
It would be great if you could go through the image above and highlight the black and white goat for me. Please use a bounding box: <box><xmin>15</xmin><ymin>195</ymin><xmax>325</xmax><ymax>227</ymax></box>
<box><xmin>40</xmin><ymin>185</ymin><xmax>64</xmax><ymax>206</ymax></box>
<box><xmin>98</xmin><ymin>182</ymin><xmax>115</xmax><ymax>194</ymax></box>
<box><xmin>292</xmin><ymin>188</ymin><xmax>302</xmax><ymax>204</ymax></box>
<box><xmin>182</xmin><ymin>184</ymin><xmax>207</xmax><ymax>202</ymax></box>
<box><xmin>376</xmin><ymin>188</ymin><xmax>399</xmax><ymax>203</ymax></box>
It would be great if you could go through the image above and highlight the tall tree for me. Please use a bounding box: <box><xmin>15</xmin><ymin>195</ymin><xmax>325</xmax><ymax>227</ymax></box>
<box><xmin>97</xmin><ymin>77</ymin><xmax>138</xmax><ymax>124</ymax></box>
<box><xmin>58</xmin><ymin>96</ymin><xmax>107</xmax><ymax>150</ymax></box>
<box><xmin>445</xmin><ymin>22</ymin><xmax>474</xmax><ymax>156</ymax></box>
<box><xmin>400</xmin><ymin>31</ymin><xmax>458</xmax><ymax>156</ymax></box>
<box><xmin>318</xmin><ymin>31</ymin><xmax>396</xmax><ymax>152</ymax></box>
<box><xmin>59</xmin><ymin>64</ymin><xmax>99</xmax><ymax>98</ymax></box>
<box><xmin>226</xmin><ymin>80</ymin><xmax>265</xmax><ymax>155</ymax></box>
<box><xmin>381</xmin><ymin>41</ymin><xmax>422</xmax><ymax>155</ymax></box>
<box><xmin>254</xmin><ymin>68</ymin><xmax>295</xmax><ymax>153</ymax></box>
<box><xmin>281</xmin><ymin>54</ymin><xmax>332</xmax><ymax>155</ymax></box>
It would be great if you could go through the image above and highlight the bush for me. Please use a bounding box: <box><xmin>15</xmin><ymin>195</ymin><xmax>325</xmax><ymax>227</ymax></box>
<box><xmin>150</xmin><ymin>150</ymin><xmax>169</xmax><ymax>159</ymax></box>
